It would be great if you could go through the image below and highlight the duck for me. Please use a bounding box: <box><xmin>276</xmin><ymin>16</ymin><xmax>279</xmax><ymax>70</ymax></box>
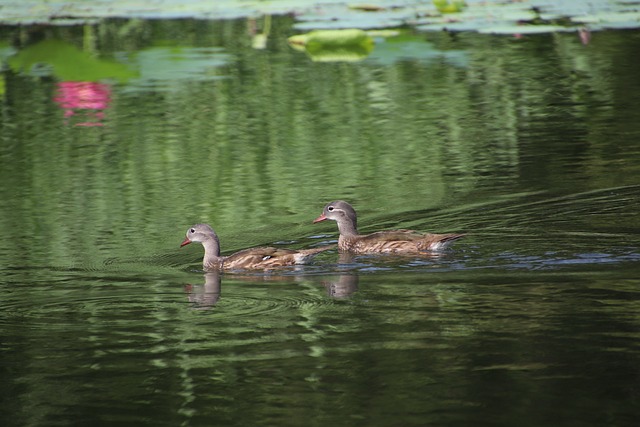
<box><xmin>313</xmin><ymin>200</ymin><xmax>464</xmax><ymax>254</ymax></box>
<box><xmin>180</xmin><ymin>223</ymin><xmax>333</xmax><ymax>271</ymax></box>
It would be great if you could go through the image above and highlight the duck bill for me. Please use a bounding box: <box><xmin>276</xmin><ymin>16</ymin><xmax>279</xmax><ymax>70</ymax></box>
<box><xmin>180</xmin><ymin>237</ymin><xmax>192</xmax><ymax>247</ymax></box>
<box><xmin>313</xmin><ymin>213</ymin><xmax>327</xmax><ymax>223</ymax></box>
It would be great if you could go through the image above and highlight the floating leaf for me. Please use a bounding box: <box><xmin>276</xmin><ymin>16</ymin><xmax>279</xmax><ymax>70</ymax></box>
<box><xmin>572</xmin><ymin>11</ymin><xmax>640</xmax><ymax>24</ymax></box>
<box><xmin>478</xmin><ymin>25</ymin><xmax>577</xmax><ymax>35</ymax></box>
<box><xmin>288</xmin><ymin>29</ymin><xmax>374</xmax><ymax>62</ymax></box>
<box><xmin>600</xmin><ymin>20</ymin><xmax>640</xmax><ymax>29</ymax></box>
<box><xmin>1</xmin><ymin>0</ymin><xmax>640</xmax><ymax>34</ymax></box>
<box><xmin>349</xmin><ymin>4</ymin><xmax>386</xmax><ymax>12</ymax></box>
<box><xmin>433</xmin><ymin>0</ymin><xmax>467</xmax><ymax>14</ymax></box>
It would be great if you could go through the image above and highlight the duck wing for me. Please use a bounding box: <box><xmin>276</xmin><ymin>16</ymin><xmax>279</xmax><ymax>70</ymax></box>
<box><xmin>352</xmin><ymin>230</ymin><xmax>464</xmax><ymax>253</ymax></box>
<box><xmin>223</xmin><ymin>245</ymin><xmax>334</xmax><ymax>270</ymax></box>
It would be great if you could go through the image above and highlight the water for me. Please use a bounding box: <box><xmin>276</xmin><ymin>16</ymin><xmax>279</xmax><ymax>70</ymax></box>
<box><xmin>1</xmin><ymin>18</ymin><xmax>640</xmax><ymax>427</ymax></box>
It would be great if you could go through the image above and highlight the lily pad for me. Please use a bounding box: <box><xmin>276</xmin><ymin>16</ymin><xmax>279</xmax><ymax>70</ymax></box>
<box><xmin>416</xmin><ymin>21</ymin><xmax>484</xmax><ymax>33</ymax></box>
<box><xmin>0</xmin><ymin>0</ymin><xmax>639</xmax><ymax>34</ymax></box>
<box><xmin>433</xmin><ymin>0</ymin><xmax>467</xmax><ymax>14</ymax></box>
<box><xmin>478</xmin><ymin>25</ymin><xmax>577</xmax><ymax>35</ymax></box>
<box><xmin>572</xmin><ymin>11</ymin><xmax>640</xmax><ymax>24</ymax></box>
<box><xmin>600</xmin><ymin>20</ymin><xmax>640</xmax><ymax>30</ymax></box>
<box><xmin>293</xmin><ymin>4</ymin><xmax>409</xmax><ymax>31</ymax></box>
<box><xmin>288</xmin><ymin>29</ymin><xmax>375</xmax><ymax>62</ymax></box>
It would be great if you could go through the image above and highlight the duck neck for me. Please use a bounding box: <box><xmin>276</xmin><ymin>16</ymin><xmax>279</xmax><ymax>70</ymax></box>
<box><xmin>336</xmin><ymin>218</ymin><xmax>359</xmax><ymax>237</ymax></box>
<box><xmin>201</xmin><ymin>235</ymin><xmax>223</xmax><ymax>270</ymax></box>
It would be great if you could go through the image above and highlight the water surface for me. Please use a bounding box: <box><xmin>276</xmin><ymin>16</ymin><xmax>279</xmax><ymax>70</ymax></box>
<box><xmin>1</xmin><ymin>17</ymin><xmax>639</xmax><ymax>427</ymax></box>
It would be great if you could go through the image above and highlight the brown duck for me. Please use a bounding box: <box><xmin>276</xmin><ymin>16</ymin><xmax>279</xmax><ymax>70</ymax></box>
<box><xmin>313</xmin><ymin>200</ymin><xmax>464</xmax><ymax>254</ymax></box>
<box><xmin>180</xmin><ymin>223</ymin><xmax>333</xmax><ymax>271</ymax></box>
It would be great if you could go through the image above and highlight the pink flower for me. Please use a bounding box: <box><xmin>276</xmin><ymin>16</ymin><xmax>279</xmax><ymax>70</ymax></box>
<box><xmin>579</xmin><ymin>28</ymin><xmax>591</xmax><ymax>46</ymax></box>
<box><xmin>54</xmin><ymin>82</ymin><xmax>111</xmax><ymax>126</ymax></box>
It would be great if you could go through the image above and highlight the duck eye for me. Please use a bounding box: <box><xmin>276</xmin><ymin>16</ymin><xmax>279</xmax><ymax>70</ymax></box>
<box><xmin>189</xmin><ymin>228</ymin><xmax>196</xmax><ymax>233</ymax></box>
<box><xmin>327</xmin><ymin>206</ymin><xmax>334</xmax><ymax>212</ymax></box>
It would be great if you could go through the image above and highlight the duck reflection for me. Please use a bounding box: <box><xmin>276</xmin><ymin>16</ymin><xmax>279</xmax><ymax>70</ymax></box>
<box><xmin>337</xmin><ymin>252</ymin><xmax>357</xmax><ymax>264</ymax></box>
<box><xmin>184</xmin><ymin>272</ymin><xmax>221</xmax><ymax>310</ymax></box>
<box><xmin>320</xmin><ymin>273</ymin><xmax>359</xmax><ymax>298</ymax></box>
<box><xmin>182</xmin><ymin>270</ymin><xmax>359</xmax><ymax>309</ymax></box>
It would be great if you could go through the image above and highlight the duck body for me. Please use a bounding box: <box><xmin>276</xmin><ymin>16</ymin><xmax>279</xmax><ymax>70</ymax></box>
<box><xmin>337</xmin><ymin>230</ymin><xmax>465</xmax><ymax>254</ymax></box>
<box><xmin>313</xmin><ymin>200</ymin><xmax>464</xmax><ymax>254</ymax></box>
<box><xmin>181</xmin><ymin>224</ymin><xmax>332</xmax><ymax>271</ymax></box>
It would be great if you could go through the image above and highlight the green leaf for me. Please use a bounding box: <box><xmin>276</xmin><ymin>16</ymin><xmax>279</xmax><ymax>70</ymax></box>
<box><xmin>288</xmin><ymin>29</ymin><xmax>374</xmax><ymax>62</ymax></box>
<box><xmin>8</xmin><ymin>39</ymin><xmax>137</xmax><ymax>82</ymax></box>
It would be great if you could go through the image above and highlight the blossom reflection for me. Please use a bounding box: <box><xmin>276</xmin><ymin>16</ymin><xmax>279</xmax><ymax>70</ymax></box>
<box><xmin>54</xmin><ymin>81</ymin><xmax>111</xmax><ymax>126</ymax></box>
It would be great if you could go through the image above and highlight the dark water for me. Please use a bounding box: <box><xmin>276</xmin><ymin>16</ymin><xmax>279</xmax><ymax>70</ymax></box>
<box><xmin>1</xmin><ymin>18</ymin><xmax>640</xmax><ymax>427</ymax></box>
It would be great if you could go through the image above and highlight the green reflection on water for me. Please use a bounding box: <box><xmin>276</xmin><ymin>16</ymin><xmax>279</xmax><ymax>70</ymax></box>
<box><xmin>0</xmin><ymin>20</ymin><xmax>639</xmax><ymax>269</ymax></box>
<box><xmin>1</xmin><ymin>20</ymin><xmax>639</xmax><ymax>266</ymax></box>
<box><xmin>9</xmin><ymin>38</ymin><xmax>136</xmax><ymax>81</ymax></box>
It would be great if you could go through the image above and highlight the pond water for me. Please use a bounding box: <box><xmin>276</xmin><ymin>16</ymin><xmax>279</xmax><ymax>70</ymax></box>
<box><xmin>1</xmin><ymin>17</ymin><xmax>640</xmax><ymax>427</ymax></box>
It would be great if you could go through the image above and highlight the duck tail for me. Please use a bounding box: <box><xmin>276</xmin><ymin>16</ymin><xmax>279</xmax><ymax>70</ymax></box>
<box><xmin>294</xmin><ymin>244</ymin><xmax>336</xmax><ymax>263</ymax></box>
<box><xmin>428</xmin><ymin>233</ymin><xmax>466</xmax><ymax>251</ymax></box>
